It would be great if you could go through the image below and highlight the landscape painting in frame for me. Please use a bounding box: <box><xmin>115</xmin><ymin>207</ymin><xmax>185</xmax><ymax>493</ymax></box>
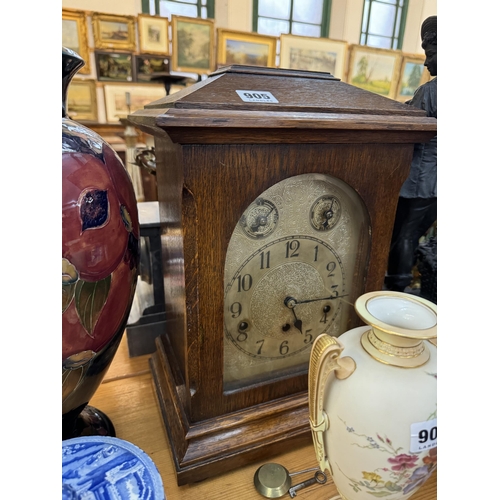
<box><xmin>217</xmin><ymin>29</ymin><xmax>277</xmax><ymax>68</ymax></box>
<box><xmin>172</xmin><ymin>16</ymin><xmax>215</xmax><ymax>73</ymax></box>
<box><xmin>279</xmin><ymin>34</ymin><xmax>348</xmax><ymax>80</ymax></box>
<box><xmin>395</xmin><ymin>55</ymin><xmax>431</xmax><ymax>102</ymax></box>
<box><xmin>138</xmin><ymin>14</ymin><xmax>169</xmax><ymax>55</ymax></box>
<box><xmin>67</xmin><ymin>80</ymin><xmax>97</xmax><ymax>121</ymax></box>
<box><xmin>347</xmin><ymin>45</ymin><xmax>402</xmax><ymax>99</ymax></box>
<box><xmin>95</xmin><ymin>51</ymin><xmax>133</xmax><ymax>82</ymax></box>
<box><xmin>103</xmin><ymin>84</ymin><xmax>166</xmax><ymax>122</ymax></box>
<box><xmin>62</xmin><ymin>9</ymin><xmax>90</xmax><ymax>74</ymax></box>
<box><xmin>92</xmin><ymin>12</ymin><xmax>136</xmax><ymax>51</ymax></box>
<box><xmin>135</xmin><ymin>55</ymin><xmax>171</xmax><ymax>82</ymax></box>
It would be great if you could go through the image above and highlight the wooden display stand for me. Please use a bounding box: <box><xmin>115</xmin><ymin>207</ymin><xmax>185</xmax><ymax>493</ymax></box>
<box><xmin>128</xmin><ymin>65</ymin><xmax>436</xmax><ymax>485</ymax></box>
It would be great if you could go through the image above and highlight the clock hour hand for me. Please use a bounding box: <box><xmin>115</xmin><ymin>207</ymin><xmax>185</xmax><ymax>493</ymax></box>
<box><xmin>292</xmin><ymin>310</ymin><xmax>303</xmax><ymax>334</ymax></box>
<box><xmin>284</xmin><ymin>297</ymin><xmax>303</xmax><ymax>334</ymax></box>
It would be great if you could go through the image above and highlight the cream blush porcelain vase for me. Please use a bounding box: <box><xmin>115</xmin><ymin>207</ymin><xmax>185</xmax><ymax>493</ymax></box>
<box><xmin>309</xmin><ymin>291</ymin><xmax>437</xmax><ymax>500</ymax></box>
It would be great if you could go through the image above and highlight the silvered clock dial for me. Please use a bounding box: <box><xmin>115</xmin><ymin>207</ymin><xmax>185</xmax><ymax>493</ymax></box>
<box><xmin>223</xmin><ymin>173</ymin><xmax>369</xmax><ymax>391</ymax></box>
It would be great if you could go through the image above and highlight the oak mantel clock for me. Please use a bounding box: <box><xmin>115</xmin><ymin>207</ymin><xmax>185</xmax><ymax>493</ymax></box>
<box><xmin>128</xmin><ymin>65</ymin><xmax>436</xmax><ymax>485</ymax></box>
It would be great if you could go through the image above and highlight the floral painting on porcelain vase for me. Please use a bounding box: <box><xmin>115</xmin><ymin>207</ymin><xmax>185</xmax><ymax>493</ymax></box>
<box><xmin>337</xmin><ymin>409</ymin><xmax>437</xmax><ymax>498</ymax></box>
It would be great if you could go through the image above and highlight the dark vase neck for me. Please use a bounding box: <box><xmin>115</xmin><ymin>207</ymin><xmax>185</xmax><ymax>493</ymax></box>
<box><xmin>62</xmin><ymin>47</ymin><xmax>85</xmax><ymax>119</ymax></box>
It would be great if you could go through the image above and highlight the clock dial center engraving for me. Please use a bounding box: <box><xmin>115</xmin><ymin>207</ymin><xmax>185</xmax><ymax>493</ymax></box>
<box><xmin>251</xmin><ymin>262</ymin><xmax>326</xmax><ymax>340</ymax></box>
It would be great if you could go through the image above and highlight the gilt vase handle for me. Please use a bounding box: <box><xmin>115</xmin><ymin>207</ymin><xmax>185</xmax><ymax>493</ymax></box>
<box><xmin>308</xmin><ymin>334</ymin><xmax>356</xmax><ymax>475</ymax></box>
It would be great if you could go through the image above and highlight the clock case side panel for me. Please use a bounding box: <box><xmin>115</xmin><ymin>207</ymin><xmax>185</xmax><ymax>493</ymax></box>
<box><xmin>148</xmin><ymin>133</ymin><xmax>196</xmax><ymax>420</ymax></box>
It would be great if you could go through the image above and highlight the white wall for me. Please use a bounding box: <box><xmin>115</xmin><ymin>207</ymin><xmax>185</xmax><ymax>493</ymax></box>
<box><xmin>63</xmin><ymin>0</ymin><xmax>141</xmax><ymax>16</ymax></box>
<box><xmin>403</xmin><ymin>0</ymin><xmax>437</xmax><ymax>54</ymax></box>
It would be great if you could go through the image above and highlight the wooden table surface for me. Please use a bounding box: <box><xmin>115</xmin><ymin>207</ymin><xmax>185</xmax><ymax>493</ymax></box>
<box><xmin>91</xmin><ymin>335</ymin><xmax>437</xmax><ymax>500</ymax></box>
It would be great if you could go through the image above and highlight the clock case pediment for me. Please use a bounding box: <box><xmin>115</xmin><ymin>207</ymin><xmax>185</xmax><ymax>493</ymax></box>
<box><xmin>128</xmin><ymin>65</ymin><xmax>437</xmax><ymax>485</ymax></box>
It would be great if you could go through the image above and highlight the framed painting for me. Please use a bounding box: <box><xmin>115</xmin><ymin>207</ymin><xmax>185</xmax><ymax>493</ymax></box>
<box><xmin>395</xmin><ymin>54</ymin><xmax>431</xmax><ymax>102</ymax></box>
<box><xmin>95</xmin><ymin>51</ymin><xmax>134</xmax><ymax>82</ymax></box>
<box><xmin>92</xmin><ymin>12</ymin><xmax>136</xmax><ymax>51</ymax></box>
<box><xmin>62</xmin><ymin>9</ymin><xmax>90</xmax><ymax>74</ymax></box>
<box><xmin>279</xmin><ymin>34</ymin><xmax>348</xmax><ymax>80</ymax></box>
<box><xmin>66</xmin><ymin>79</ymin><xmax>98</xmax><ymax>121</ymax></box>
<box><xmin>346</xmin><ymin>44</ymin><xmax>402</xmax><ymax>99</ymax></box>
<box><xmin>135</xmin><ymin>55</ymin><xmax>171</xmax><ymax>82</ymax></box>
<box><xmin>217</xmin><ymin>29</ymin><xmax>277</xmax><ymax>68</ymax></box>
<box><xmin>137</xmin><ymin>14</ymin><xmax>169</xmax><ymax>55</ymax></box>
<box><xmin>103</xmin><ymin>83</ymin><xmax>166</xmax><ymax>123</ymax></box>
<box><xmin>171</xmin><ymin>16</ymin><xmax>215</xmax><ymax>74</ymax></box>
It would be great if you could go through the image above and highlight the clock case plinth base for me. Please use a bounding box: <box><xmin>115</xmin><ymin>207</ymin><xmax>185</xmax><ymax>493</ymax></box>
<box><xmin>150</xmin><ymin>337</ymin><xmax>311</xmax><ymax>485</ymax></box>
<box><xmin>128</xmin><ymin>65</ymin><xmax>437</xmax><ymax>485</ymax></box>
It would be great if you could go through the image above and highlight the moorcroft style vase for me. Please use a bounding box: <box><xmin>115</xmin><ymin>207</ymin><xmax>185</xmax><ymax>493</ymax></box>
<box><xmin>309</xmin><ymin>291</ymin><xmax>437</xmax><ymax>500</ymax></box>
<box><xmin>62</xmin><ymin>47</ymin><xmax>140</xmax><ymax>439</ymax></box>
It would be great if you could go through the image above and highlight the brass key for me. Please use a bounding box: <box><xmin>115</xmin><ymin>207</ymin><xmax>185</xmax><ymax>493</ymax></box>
<box><xmin>288</xmin><ymin>470</ymin><xmax>327</xmax><ymax>497</ymax></box>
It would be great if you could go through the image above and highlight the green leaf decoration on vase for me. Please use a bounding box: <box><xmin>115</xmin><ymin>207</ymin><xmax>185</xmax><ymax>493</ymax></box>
<box><xmin>62</xmin><ymin>258</ymin><xmax>79</xmax><ymax>313</ymax></box>
<box><xmin>62</xmin><ymin>282</ymin><xmax>76</xmax><ymax>313</ymax></box>
<box><xmin>75</xmin><ymin>275</ymin><xmax>112</xmax><ymax>336</ymax></box>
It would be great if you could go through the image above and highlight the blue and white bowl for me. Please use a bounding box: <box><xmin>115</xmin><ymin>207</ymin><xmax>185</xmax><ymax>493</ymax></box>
<box><xmin>62</xmin><ymin>435</ymin><xmax>165</xmax><ymax>499</ymax></box>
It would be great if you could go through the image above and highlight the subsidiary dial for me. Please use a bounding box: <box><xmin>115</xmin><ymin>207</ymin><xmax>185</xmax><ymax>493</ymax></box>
<box><xmin>240</xmin><ymin>198</ymin><xmax>278</xmax><ymax>238</ymax></box>
<box><xmin>310</xmin><ymin>195</ymin><xmax>341</xmax><ymax>231</ymax></box>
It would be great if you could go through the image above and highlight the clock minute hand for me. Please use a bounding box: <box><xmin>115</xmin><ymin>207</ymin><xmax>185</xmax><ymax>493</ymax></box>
<box><xmin>294</xmin><ymin>294</ymin><xmax>349</xmax><ymax>305</ymax></box>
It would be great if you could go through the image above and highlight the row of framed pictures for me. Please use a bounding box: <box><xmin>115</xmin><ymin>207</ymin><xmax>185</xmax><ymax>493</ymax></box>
<box><xmin>62</xmin><ymin>9</ymin><xmax>210</xmax><ymax>75</ymax></box>
<box><xmin>94</xmin><ymin>43</ymin><xmax>428</xmax><ymax>103</ymax></box>
<box><xmin>63</xmin><ymin>7</ymin><xmax>430</xmax><ymax>102</ymax></box>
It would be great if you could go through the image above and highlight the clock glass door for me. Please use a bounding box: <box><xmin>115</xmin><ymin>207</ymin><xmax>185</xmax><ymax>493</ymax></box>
<box><xmin>223</xmin><ymin>173</ymin><xmax>370</xmax><ymax>392</ymax></box>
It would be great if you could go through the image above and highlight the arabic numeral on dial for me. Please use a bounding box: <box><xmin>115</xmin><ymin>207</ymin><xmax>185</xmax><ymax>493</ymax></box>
<box><xmin>256</xmin><ymin>339</ymin><xmax>264</xmax><ymax>354</ymax></box>
<box><xmin>304</xmin><ymin>330</ymin><xmax>313</xmax><ymax>343</ymax></box>
<box><xmin>260</xmin><ymin>250</ymin><xmax>270</xmax><ymax>269</ymax></box>
<box><xmin>327</xmin><ymin>261</ymin><xmax>336</xmax><ymax>277</ymax></box>
<box><xmin>279</xmin><ymin>340</ymin><xmax>289</xmax><ymax>355</ymax></box>
<box><xmin>230</xmin><ymin>302</ymin><xmax>242</xmax><ymax>318</ymax></box>
<box><xmin>237</xmin><ymin>274</ymin><xmax>253</xmax><ymax>292</ymax></box>
<box><xmin>237</xmin><ymin>331</ymin><xmax>248</xmax><ymax>342</ymax></box>
<box><xmin>319</xmin><ymin>306</ymin><xmax>331</xmax><ymax>324</ymax></box>
<box><xmin>314</xmin><ymin>245</ymin><xmax>319</xmax><ymax>262</ymax></box>
<box><xmin>285</xmin><ymin>240</ymin><xmax>300</xmax><ymax>258</ymax></box>
<box><xmin>330</xmin><ymin>284</ymin><xmax>339</xmax><ymax>297</ymax></box>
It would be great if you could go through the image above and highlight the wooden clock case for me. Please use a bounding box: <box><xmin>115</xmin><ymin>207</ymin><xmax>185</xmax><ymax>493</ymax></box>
<box><xmin>128</xmin><ymin>65</ymin><xmax>437</xmax><ymax>485</ymax></box>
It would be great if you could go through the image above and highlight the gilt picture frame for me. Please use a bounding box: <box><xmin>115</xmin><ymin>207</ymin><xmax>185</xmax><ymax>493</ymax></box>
<box><xmin>217</xmin><ymin>29</ymin><xmax>277</xmax><ymax>68</ymax></box>
<box><xmin>171</xmin><ymin>16</ymin><xmax>215</xmax><ymax>74</ymax></box>
<box><xmin>103</xmin><ymin>83</ymin><xmax>166</xmax><ymax>123</ymax></box>
<box><xmin>137</xmin><ymin>14</ymin><xmax>169</xmax><ymax>55</ymax></box>
<box><xmin>66</xmin><ymin>79</ymin><xmax>98</xmax><ymax>121</ymax></box>
<box><xmin>346</xmin><ymin>44</ymin><xmax>402</xmax><ymax>99</ymax></box>
<box><xmin>92</xmin><ymin>12</ymin><xmax>136</xmax><ymax>51</ymax></box>
<box><xmin>279</xmin><ymin>34</ymin><xmax>348</xmax><ymax>80</ymax></box>
<box><xmin>395</xmin><ymin>54</ymin><xmax>431</xmax><ymax>102</ymax></box>
<box><xmin>62</xmin><ymin>8</ymin><xmax>91</xmax><ymax>74</ymax></box>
